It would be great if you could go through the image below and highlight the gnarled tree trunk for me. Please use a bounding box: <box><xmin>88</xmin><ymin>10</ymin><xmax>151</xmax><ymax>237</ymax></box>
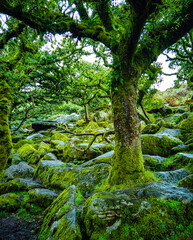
<box><xmin>0</xmin><ymin>78</ymin><xmax>12</xmax><ymax>180</ymax></box>
<box><xmin>108</xmin><ymin>61</ymin><xmax>144</xmax><ymax>184</ymax></box>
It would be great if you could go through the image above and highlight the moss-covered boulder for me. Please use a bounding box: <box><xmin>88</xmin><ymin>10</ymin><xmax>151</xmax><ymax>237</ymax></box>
<box><xmin>141</xmin><ymin>134</ymin><xmax>182</xmax><ymax>157</ymax></box>
<box><xmin>26</xmin><ymin>133</ymin><xmax>44</xmax><ymax>140</ymax></box>
<box><xmin>38</xmin><ymin>181</ymin><xmax>193</xmax><ymax>240</ymax></box>
<box><xmin>178</xmin><ymin>174</ymin><xmax>193</xmax><ymax>191</ymax></box>
<box><xmin>85</xmin><ymin>121</ymin><xmax>100</xmax><ymax>132</ymax></box>
<box><xmin>35</xmin><ymin>160</ymin><xmax>110</xmax><ymax>196</ymax></box>
<box><xmin>40</xmin><ymin>152</ymin><xmax>58</xmax><ymax>161</ymax></box>
<box><xmin>51</xmin><ymin>132</ymin><xmax>69</xmax><ymax>142</ymax></box>
<box><xmin>0</xmin><ymin>193</ymin><xmax>21</xmax><ymax>211</ymax></box>
<box><xmin>157</xmin><ymin>127</ymin><xmax>180</xmax><ymax>138</ymax></box>
<box><xmin>63</xmin><ymin>142</ymin><xmax>114</xmax><ymax>163</ymax></box>
<box><xmin>28</xmin><ymin>188</ymin><xmax>59</xmax><ymax>208</ymax></box>
<box><xmin>174</xmin><ymin>153</ymin><xmax>193</xmax><ymax>164</ymax></box>
<box><xmin>142</xmin><ymin>123</ymin><xmax>160</xmax><ymax>134</ymax></box>
<box><xmin>14</xmin><ymin>139</ymin><xmax>34</xmax><ymax>150</ymax></box>
<box><xmin>82</xmin><ymin>182</ymin><xmax>193</xmax><ymax>240</ymax></box>
<box><xmin>0</xmin><ymin>181</ymin><xmax>27</xmax><ymax>195</ymax></box>
<box><xmin>50</xmin><ymin>140</ymin><xmax>65</xmax><ymax>150</ymax></box>
<box><xmin>17</xmin><ymin>144</ymin><xmax>36</xmax><ymax>160</ymax></box>
<box><xmin>32</xmin><ymin>120</ymin><xmax>57</xmax><ymax>131</ymax></box>
<box><xmin>28</xmin><ymin>151</ymin><xmax>41</xmax><ymax>164</ymax></box>
<box><xmin>39</xmin><ymin>185</ymin><xmax>82</xmax><ymax>240</ymax></box>
<box><xmin>180</xmin><ymin>115</ymin><xmax>193</xmax><ymax>141</ymax></box>
<box><xmin>37</xmin><ymin>142</ymin><xmax>50</xmax><ymax>155</ymax></box>
<box><xmin>155</xmin><ymin>168</ymin><xmax>189</xmax><ymax>183</ymax></box>
<box><xmin>4</xmin><ymin>162</ymin><xmax>35</xmax><ymax>180</ymax></box>
<box><xmin>171</xmin><ymin>144</ymin><xmax>189</xmax><ymax>154</ymax></box>
<box><xmin>143</xmin><ymin>154</ymin><xmax>165</xmax><ymax>170</ymax></box>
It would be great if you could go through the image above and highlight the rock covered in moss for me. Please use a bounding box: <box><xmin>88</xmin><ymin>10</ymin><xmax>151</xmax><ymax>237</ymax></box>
<box><xmin>28</xmin><ymin>188</ymin><xmax>59</xmax><ymax>208</ymax></box>
<box><xmin>155</xmin><ymin>168</ymin><xmax>189</xmax><ymax>183</ymax></box>
<box><xmin>142</xmin><ymin>123</ymin><xmax>160</xmax><ymax>134</ymax></box>
<box><xmin>62</xmin><ymin>142</ymin><xmax>114</xmax><ymax>163</ymax></box>
<box><xmin>39</xmin><ymin>185</ymin><xmax>82</xmax><ymax>240</ymax></box>
<box><xmin>40</xmin><ymin>152</ymin><xmax>58</xmax><ymax>161</ymax></box>
<box><xmin>32</xmin><ymin>121</ymin><xmax>57</xmax><ymax>132</ymax></box>
<box><xmin>157</xmin><ymin>127</ymin><xmax>180</xmax><ymax>138</ymax></box>
<box><xmin>35</xmin><ymin>161</ymin><xmax>110</xmax><ymax>196</ymax></box>
<box><xmin>17</xmin><ymin>143</ymin><xmax>36</xmax><ymax>159</ymax></box>
<box><xmin>51</xmin><ymin>132</ymin><xmax>69</xmax><ymax>142</ymax></box>
<box><xmin>13</xmin><ymin>178</ymin><xmax>42</xmax><ymax>189</ymax></box>
<box><xmin>14</xmin><ymin>139</ymin><xmax>34</xmax><ymax>150</ymax></box>
<box><xmin>82</xmin><ymin>182</ymin><xmax>193</xmax><ymax>240</ymax></box>
<box><xmin>174</xmin><ymin>153</ymin><xmax>193</xmax><ymax>165</ymax></box>
<box><xmin>141</xmin><ymin>134</ymin><xmax>182</xmax><ymax>156</ymax></box>
<box><xmin>26</xmin><ymin>133</ymin><xmax>44</xmax><ymax>140</ymax></box>
<box><xmin>143</xmin><ymin>154</ymin><xmax>165</xmax><ymax>170</ymax></box>
<box><xmin>8</xmin><ymin>152</ymin><xmax>22</xmax><ymax>164</ymax></box>
<box><xmin>171</xmin><ymin>144</ymin><xmax>189</xmax><ymax>154</ymax></box>
<box><xmin>180</xmin><ymin>115</ymin><xmax>193</xmax><ymax>141</ymax></box>
<box><xmin>50</xmin><ymin>140</ymin><xmax>65</xmax><ymax>149</ymax></box>
<box><xmin>37</xmin><ymin>142</ymin><xmax>50</xmax><ymax>155</ymax></box>
<box><xmin>0</xmin><ymin>193</ymin><xmax>20</xmax><ymax>211</ymax></box>
<box><xmin>28</xmin><ymin>151</ymin><xmax>41</xmax><ymax>164</ymax></box>
<box><xmin>81</xmin><ymin>150</ymin><xmax>114</xmax><ymax>167</ymax></box>
<box><xmin>4</xmin><ymin>162</ymin><xmax>35</xmax><ymax>180</ymax></box>
<box><xmin>178</xmin><ymin>174</ymin><xmax>193</xmax><ymax>191</ymax></box>
<box><xmin>0</xmin><ymin>181</ymin><xmax>27</xmax><ymax>195</ymax></box>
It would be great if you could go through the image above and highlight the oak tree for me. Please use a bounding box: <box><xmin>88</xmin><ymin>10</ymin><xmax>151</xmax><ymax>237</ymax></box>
<box><xmin>1</xmin><ymin>0</ymin><xmax>193</xmax><ymax>184</ymax></box>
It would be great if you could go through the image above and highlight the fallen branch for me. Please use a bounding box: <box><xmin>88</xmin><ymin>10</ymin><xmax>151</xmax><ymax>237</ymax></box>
<box><xmin>59</xmin><ymin>127</ymin><xmax>114</xmax><ymax>153</ymax></box>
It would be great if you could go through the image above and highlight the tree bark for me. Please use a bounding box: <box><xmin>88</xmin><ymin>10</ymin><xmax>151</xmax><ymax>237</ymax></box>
<box><xmin>0</xmin><ymin>78</ymin><xmax>12</xmax><ymax>180</ymax></box>
<box><xmin>108</xmin><ymin>64</ymin><xmax>144</xmax><ymax>184</ymax></box>
<box><xmin>84</xmin><ymin>104</ymin><xmax>89</xmax><ymax>123</ymax></box>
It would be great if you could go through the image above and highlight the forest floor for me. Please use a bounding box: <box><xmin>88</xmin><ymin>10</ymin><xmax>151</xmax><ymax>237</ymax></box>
<box><xmin>0</xmin><ymin>215</ymin><xmax>43</xmax><ymax>240</ymax></box>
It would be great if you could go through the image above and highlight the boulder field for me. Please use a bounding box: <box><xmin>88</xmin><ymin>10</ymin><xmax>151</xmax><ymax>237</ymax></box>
<box><xmin>1</xmin><ymin>110</ymin><xmax>193</xmax><ymax>239</ymax></box>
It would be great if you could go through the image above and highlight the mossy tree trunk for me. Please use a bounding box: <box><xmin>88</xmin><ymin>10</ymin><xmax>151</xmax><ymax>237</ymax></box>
<box><xmin>108</xmin><ymin>57</ymin><xmax>144</xmax><ymax>184</ymax></box>
<box><xmin>0</xmin><ymin>78</ymin><xmax>12</xmax><ymax>180</ymax></box>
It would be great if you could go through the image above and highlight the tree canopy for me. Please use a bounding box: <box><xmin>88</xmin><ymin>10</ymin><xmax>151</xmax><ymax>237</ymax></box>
<box><xmin>1</xmin><ymin>0</ymin><xmax>193</xmax><ymax>184</ymax></box>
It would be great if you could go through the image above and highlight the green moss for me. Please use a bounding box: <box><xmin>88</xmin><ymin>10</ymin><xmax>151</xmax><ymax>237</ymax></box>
<box><xmin>38</xmin><ymin>142</ymin><xmax>50</xmax><ymax>155</ymax></box>
<box><xmin>51</xmin><ymin>132</ymin><xmax>69</xmax><ymax>142</ymax></box>
<box><xmin>62</xmin><ymin>144</ymin><xmax>83</xmax><ymax>162</ymax></box>
<box><xmin>108</xmin><ymin>146</ymin><xmax>145</xmax><ymax>185</ymax></box>
<box><xmin>180</xmin><ymin>115</ymin><xmax>193</xmax><ymax>141</ymax></box>
<box><xmin>83</xmin><ymin>195</ymin><xmax>193</xmax><ymax>240</ymax></box>
<box><xmin>51</xmin><ymin>217</ymin><xmax>82</xmax><ymax>240</ymax></box>
<box><xmin>178</xmin><ymin>175</ymin><xmax>193</xmax><ymax>191</ymax></box>
<box><xmin>39</xmin><ymin>187</ymin><xmax>81</xmax><ymax>240</ymax></box>
<box><xmin>75</xmin><ymin>191</ymin><xmax>84</xmax><ymax>207</ymax></box>
<box><xmin>85</xmin><ymin>121</ymin><xmax>100</xmax><ymax>132</ymax></box>
<box><xmin>96</xmin><ymin>170</ymin><xmax>157</xmax><ymax>193</ymax></box>
<box><xmin>83</xmin><ymin>156</ymin><xmax>112</xmax><ymax>167</ymax></box>
<box><xmin>35</xmin><ymin>162</ymin><xmax>110</xmax><ymax>196</ymax></box>
<box><xmin>28</xmin><ymin>151</ymin><xmax>41</xmax><ymax>164</ymax></box>
<box><xmin>14</xmin><ymin>139</ymin><xmax>34</xmax><ymax>149</ymax></box>
<box><xmin>0</xmin><ymin>86</ymin><xmax>12</xmax><ymax>179</ymax></box>
<box><xmin>0</xmin><ymin>180</ymin><xmax>27</xmax><ymax>195</ymax></box>
<box><xmin>141</xmin><ymin>134</ymin><xmax>182</xmax><ymax>157</ymax></box>
<box><xmin>76</xmin><ymin>119</ymin><xmax>86</xmax><ymax>127</ymax></box>
<box><xmin>17</xmin><ymin>143</ymin><xmax>36</xmax><ymax>159</ymax></box>
<box><xmin>0</xmin><ymin>193</ymin><xmax>21</xmax><ymax>212</ymax></box>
